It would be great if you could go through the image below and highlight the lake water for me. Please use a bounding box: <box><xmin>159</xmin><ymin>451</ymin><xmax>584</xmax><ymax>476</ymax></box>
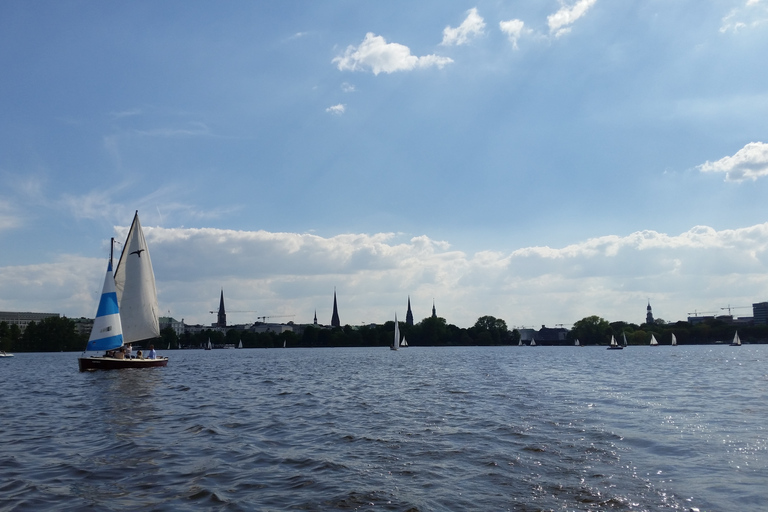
<box><xmin>1</xmin><ymin>345</ymin><xmax>767</xmax><ymax>511</ymax></box>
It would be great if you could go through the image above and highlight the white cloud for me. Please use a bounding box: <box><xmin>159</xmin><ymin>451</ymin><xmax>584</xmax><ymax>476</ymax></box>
<box><xmin>441</xmin><ymin>7</ymin><xmax>486</xmax><ymax>46</ymax></box>
<box><xmin>333</xmin><ymin>33</ymin><xmax>453</xmax><ymax>75</ymax></box>
<box><xmin>325</xmin><ymin>104</ymin><xmax>346</xmax><ymax>115</ymax></box>
<box><xmin>548</xmin><ymin>0</ymin><xmax>598</xmax><ymax>38</ymax></box>
<box><xmin>499</xmin><ymin>19</ymin><xmax>530</xmax><ymax>49</ymax></box>
<box><xmin>698</xmin><ymin>142</ymin><xmax>768</xmax><ymax>182</ymax></box>
<box><xmin>341</xmin><ymin>82</ymin><xmax>355</xmax><ymax>93</ymax></box>
<box><xmin>721</xmin><ymin>1</ymin><xmax>768</xmax><ymax>33</ymax></box>
<box><xmin>3</xmin><ymin>223</ymin><xmax>768</xmax><ymax>330</ymax></box>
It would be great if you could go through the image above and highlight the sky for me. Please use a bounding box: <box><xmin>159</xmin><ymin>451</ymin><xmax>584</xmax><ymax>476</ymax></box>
<box><xmin>1</xmin><ymin>0</ymin><xmax>768</xmax><ymax>330</ymax></box>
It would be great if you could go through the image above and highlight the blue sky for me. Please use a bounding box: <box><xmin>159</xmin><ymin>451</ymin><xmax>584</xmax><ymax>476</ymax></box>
<box><xmin>2</xmin><ymin>1</ymin><xmax>768</xmax><ymax>329</ymax></box>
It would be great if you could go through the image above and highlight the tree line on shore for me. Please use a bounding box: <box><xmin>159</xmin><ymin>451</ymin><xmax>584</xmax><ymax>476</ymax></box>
<box><xmin>3</xmin><ymin>314</ymin><xmax>767</xmax><ymax>353</ymax></box>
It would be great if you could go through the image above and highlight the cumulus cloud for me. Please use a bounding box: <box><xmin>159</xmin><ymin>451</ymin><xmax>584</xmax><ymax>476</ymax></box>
<box><xmin>548</xmin><ymin>0</ymin><xmax>598</xmax><ymax>37</ymax></box>
<box><xmin>499</xmin><ymin>19</ymin><xmax>530</xmax><ymax>49</ymax></box>
<box><xmin>326</xmin><ymin>104</ymin><xmax>346</xmax><ymax>115</ymax></box>
<box><xmin>441</xmin><ymin>7</ymin><xmax>486</xmax><ymax>46</ymax></box>
<box><xmin>3</xmin><ymin>223</ymin><xmax>768</xmax><ymax>330</ymax></box>
<box><xmin>333</xmin><ymin>33</ymin><xmax>453</xmax><ymax>75</ymax></box>
<box><xmin>698</xmin><ymin>142</ymin><xmax>768</xmax><ymax>181</ymax></box>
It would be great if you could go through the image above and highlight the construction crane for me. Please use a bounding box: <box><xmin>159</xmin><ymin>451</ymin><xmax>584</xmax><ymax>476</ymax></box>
<box><xmin>687</xmin><ymin>310</ymin><xmax>718</xmax><ymax>317</ymax></box>
<box><xmin>720</xmin><ymin>305</ymin><xmax>751</xmax><ymax>315</ymax></box>
<box><xmin>256</xmin><ymin>314</ymin><xmax>295</xmax><ymax>323</ymax></box>
<box><xmin>209</xmin><ymin>310</ymin><xmax>258</xmax><ymax>314</ymax></box>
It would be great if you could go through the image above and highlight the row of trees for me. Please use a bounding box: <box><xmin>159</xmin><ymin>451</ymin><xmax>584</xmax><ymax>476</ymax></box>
<box><xmin>4</xmin><ymin>314</ymin><xmax>766</xmax><ymax>353</ymax></box>
<box><xmin>0</xmin><ymin>317</ymin><xmax>86</xmax><ymax>353</ymax></box>
<box><xmin>568</xmin><ymin>315</ymin><xmax>768</xmax><ymax>345</ymax></box>
<box><xmin>163</xmin><ymin>315</ymin><xmax>522</xmax><ymax>350</ymax></box>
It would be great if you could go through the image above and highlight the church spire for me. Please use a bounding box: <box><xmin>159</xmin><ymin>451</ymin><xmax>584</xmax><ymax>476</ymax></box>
<box><xmin>331</xmin><ymin>288</ymin><xmax>341</xmax><ymax>327</ymax></box>
<box><xmin>314</xmin><ymin>310</ymin><xmax>318</xmax><ymax>325</ymax></box>
<box><xmin>432</xmin><ymin>299</ymin><xmax>436</xmax><ymax>319</ymax></box>
<box><xmin>405</xmin><ymin>296</ymin><xmax>414</xmax><ymax>326</ymax></box>
<box><xmin>217</xmin><ymin>288</ymin><xmax>226</xmax><ymax>328</ymax></box>
<box><xmin>646</xmin><ymin>300</ymin><xmax>654</xmax><ymax>325</ymax></box>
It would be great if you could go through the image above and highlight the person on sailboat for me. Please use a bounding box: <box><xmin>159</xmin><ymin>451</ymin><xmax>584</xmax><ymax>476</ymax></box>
<box><xmin>125</xmin><ymin>343</ymin><xmax>132</xmax><ymax>359</ymax></box>
<box><xmin>148</xmin><ymin>344</ymin><xmax>157</xmax><ymax>359</ymax></box>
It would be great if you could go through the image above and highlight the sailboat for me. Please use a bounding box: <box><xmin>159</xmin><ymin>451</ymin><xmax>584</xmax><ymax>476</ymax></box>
<box><xmin>518</xmin><ymin>339</ymin><xmax>523</xmax><ymax>346</ymax></box>
<box><xmin>607</xmin><ymin>335</ymin><xmax>623</xmax><ymax>350</ymax></box>
<box><xmin>671</xmin><ymin>333</ymin><xmax>677</xmax><ymax>346</ymax></box>
<box><xmin>530</xmin><ymin>338</ymin><xmax>536</xmax><ymax>347</ymax></box>
<box><xmin>650</xmin><ymin>334</ymin><xmax>659</xmax><ymax>346</ymax></box>
<box><xmin>391</xmin><ymin>314</ymin><xmax>400</xmax><ymax>351</ymax></box>
<box><xmin>78</xmin><ymin>213</ymin><xmax>168</xmax><ymax>371</ymax></box>
<box><xmin>0</xmin><ymin>351</ymin><xmax>14</xmax><ymax>358</ymax></box>
<box><xmin>622</xmin><ymin>332</ymin><xmax>628</xmax><ymax>347</ymax></box>
<box><xmin>400</xmin><ymin>336</ymin><xmax>408</xmax><ymax>348</ymax></box>
<box><xmin>730</xmin><ymin>331</ymin><xmax>741</xmax><ymax>346</ymax></box>
<box><xmin>238</xmin><ymin>339</ymin><xmax>243</xmax><ymax>349</ymax></box>
<box><xmin>205</xmin><ymin>338</ymin><xmax>212</xmax><ymax>350</ymax></box>
<box><xmin>575</xmin><ymin>338</ymin><xmax>580</xmax><ymax>346</ymax></box>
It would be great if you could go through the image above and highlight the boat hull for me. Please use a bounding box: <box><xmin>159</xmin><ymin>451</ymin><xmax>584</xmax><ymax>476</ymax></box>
<box><xmin>78</xmin><ymin>356</ymin><xmax>168</xmax><ymax>371</ymax></box>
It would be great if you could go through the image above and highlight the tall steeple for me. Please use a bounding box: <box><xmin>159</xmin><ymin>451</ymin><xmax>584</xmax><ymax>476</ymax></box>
<box><xmin>646</xmin><ymin>300</ymin><xmax>654</xmax><ymax>325</ymax></box>
<box><xmin>331</xmin><ymin>288</ymin><xmax>341</xmax><ymax>327</ymax></box>
<box><xmin>432</xmin><ymin>299</ymin><xmax>436</xmax><ymax>319</ymax></box>
<box><xmin>405</xmin><ymin>296</ymin><xmax>414</xmax><ymax>326</ymax></box>
<box><xmin>314</xmin><ymin>310</ymin><xmax>318</xmax><ymax>325</ymax></box>
<box><xmin>217</xmin><ymin>288</ymin><xmax>226</xmax><ymax>328</ymax></box>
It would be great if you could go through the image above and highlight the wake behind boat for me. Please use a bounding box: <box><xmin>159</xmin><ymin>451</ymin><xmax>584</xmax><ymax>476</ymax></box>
<box><xmin>78</xmin><ymin>212</ymin><xmax>167</xmax><ymax>371</ymax></box>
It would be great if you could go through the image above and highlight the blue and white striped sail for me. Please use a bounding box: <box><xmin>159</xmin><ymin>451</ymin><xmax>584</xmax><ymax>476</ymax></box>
<box><xmin>85</xmin><ymin>259</ymin><xmax>124</xmax><ymax>352</ymax></box>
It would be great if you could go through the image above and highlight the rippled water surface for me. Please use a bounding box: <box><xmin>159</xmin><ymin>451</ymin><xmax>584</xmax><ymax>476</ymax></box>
<box><xmin>2</xmin><ymin>345</ymin><xmax>767</xmax><ymax>511</ymax></box>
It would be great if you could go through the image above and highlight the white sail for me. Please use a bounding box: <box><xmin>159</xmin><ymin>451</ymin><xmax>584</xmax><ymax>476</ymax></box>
<box><xmin>114</xmin><ymin>212</ymin><xmax>160</xmax><ymax>344</ymax></box>
<box><xmin>575</xmin><ymin>338</ymin><xmax>580</xmax><ymax>346</ymax></box>
<box><xmin>671</xmin><ymin>333</ymin><xmax>677</xmax><ymax>346</ymax></box>
<box><xmin>650</xmin><ymin>334</ymin><xmax>659</xmax><ymax>346</ymax></box>
<box><xmin>530</xmin><ymin>338</ymin><xmax>536</xmax><ymax>347</ymax></box>
<box><xmin>622</xmin><ymin>332</ymin><xmax>628</xmax><ymax>346</ymax></box>
<box><xmin>400</xmin><ymin>336</ymin><xmax>408</xmax><ymax>347</ymax></box>
<box><xmin>732</xmin><ymin>331</ymin><xmax>741</xmax><ymax>346</ymax></box>
<box><xmin>610</xmin><ymin>335</ymin><xmax>617</xmax><ymax>347</ymax></box>
<box><xmin>392</xmin><ymin>314</ymin><xmax>400</xmax><ymax>350</ymax></box>
<box><xmin>238</xmin><ymin>339</ymin><xmax>243</xmax><ymax>349</ymax></box>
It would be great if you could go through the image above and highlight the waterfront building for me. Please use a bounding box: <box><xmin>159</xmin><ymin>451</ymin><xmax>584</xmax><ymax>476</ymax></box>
<box><xmin>0</xmin><ymin>311</ymin><xmax>60</xmax><ymax>332</ymax></box>
<box><xmin>754</xmin><ymin>302</ymin><xmax>768</xmax><ymax>325</ymax></box>
<box><xmin>159</xmin><ymin>316</ymin><xmax>185</xmax><ymax>337</ymax></box>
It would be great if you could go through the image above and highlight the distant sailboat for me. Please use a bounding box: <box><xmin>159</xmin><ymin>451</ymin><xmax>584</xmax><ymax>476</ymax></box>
<box><xmin>206</xmin><ymin>338</ymin><xmax>212</xmax><ymax>350</ymax></box>
<box><xmin>730</xmin><ymin>331</ymin><xmax>741</xmax><ymax>346</ymax></box>
<box><xmin>608</xmin><ymin>335</ymin><xmax>623</xmax><ymax>350</ymax></box>
<box><xmin>622</xmin><ymin>332</ymin><xmax>628</xmax><ymax>347</ymax></box>
<box><xmin>238</xmin><ymin>339</ymin><xmax>243</xmax><ymax>349</ymax></box>
<box><xmin>0</xmin><ymin>351</ymin><xmax>14</xmax><ymax>358</ymax></box>
<box><xmin>575</xmin><ymin>338</ymin><xmax>580</xmax><ymax>346</ymax></box>
<box><xmin>671</xmin><ymin>333</ymin><xmax>677</xmax><ymax>346</ymax></box>
<box><xmin>518</xmin><ymin>339</ymin><xmax>523</xmax><ymax>346</ymax></box>
<box><xmin>530</xmin><ymin>338</ymin><xmax>536</xmax><ymax>347</ymax></box>
<box><xmin>391</xmin><ymin>314</ymin><xmax>400</xmax><ymax>351</ymax></box>
<box><xmin>650</xmin><ymin>334</ymin><xmax>659</xmax><ymax>346</ymax></box>
<box><xmin>400</xmin><ymin>336</ymin><xmax>408</xmax><ymax>348</ymax></box>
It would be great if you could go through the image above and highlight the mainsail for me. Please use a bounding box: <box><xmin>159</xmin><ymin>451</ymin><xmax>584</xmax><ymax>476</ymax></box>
<box><xmin>86</xmin><ymin>251</ymin><xmax>124</xmax><ymax>352</ymax></box>
<box><xmin>392</xmin><ymin>314</ymin><xmax>400</xmax><ymax>350</ymax></box>
<box><xmin>114</xmin><ymin>211</ymin><xmax>160</xmax><ymax>344</ymax></box>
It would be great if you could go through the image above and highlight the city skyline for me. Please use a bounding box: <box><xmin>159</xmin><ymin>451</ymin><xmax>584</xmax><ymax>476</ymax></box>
<box><xmin>1</xmin><ymin>2</ymin><xmax>768</xmax><ymax>328</ymax></box>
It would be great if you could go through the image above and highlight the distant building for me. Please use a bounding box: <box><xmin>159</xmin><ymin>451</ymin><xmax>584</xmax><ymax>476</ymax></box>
<box><xmin>331</xmin><ymin>289</ymin><xmax>341</xmax><ymax>327</ymax></box>
<box><xmin>646</xmin><ymin>301</ymin><xmax>654</xmax><ymax>324</ymax></box>
<box><xmin>159</xmin><ymin>316</ymin><xmax>185</xmax><ymax>336</ymax></box>
<box><xmin>251</xmin><ymin>323</ymin><xmax>294</xmax><ymax>334</ymax></box>
<box><xmin>0</xmin><ymin>311</ymin><xmax>60</xmax><ymax>332</ymax></box>
<box><xmin>535</xmin><ymin>325</ymin><xmax>569</xmax><ymax>345</ymax></box>
<box><xmin>405</xmin><ymin>296</ymin><xmax>414</xmax><ymax>326</ymax></box>
<box><xmin>217</xmin><ymin>289</ymin><xmax>226</xmax><ymax>328</ymax></box>
<box><xmin>72</xmin><ymin>317</ymin><xmax>94</xmax><ymax>338</ymax></box>
<box><xmin>754</xmin><ymin>302</ymin><xmax>768</xmax><ymax>325</ymax></box>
